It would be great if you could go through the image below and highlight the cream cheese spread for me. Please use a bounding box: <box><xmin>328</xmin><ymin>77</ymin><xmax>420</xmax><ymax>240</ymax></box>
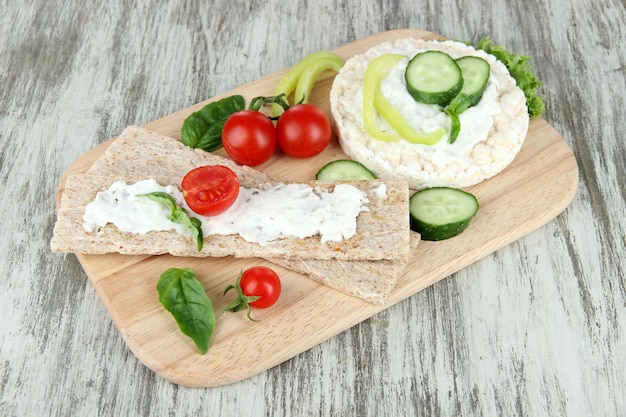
<box><xmin>82</xmin><ymin>179</ymin><xmax>371</xmax><ymax>245</ymax></box>
<box><xmin>83</xmin><ymin>179</ymin><xmax>189</xmax><ymax>235</ymax></box>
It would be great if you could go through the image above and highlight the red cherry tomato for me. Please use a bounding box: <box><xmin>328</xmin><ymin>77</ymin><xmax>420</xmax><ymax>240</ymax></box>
<box><xmin>221</xmin><ymin>110</ymin><xmax>277</xmax><ymax>166</ymax></box>
<box><xmin>240</xmin><ymin>266</ymin><xmax>282</xmax><ymax>308</ymax></box>
<box><xmin>181</xmin><ymin>165</ymin><xmax>240</xmax><ymax>216</ymax></box>
<box><xmin>276</xmin><ymin>104</ymin><xmax>332</xmax><ymax>158</ymax></box>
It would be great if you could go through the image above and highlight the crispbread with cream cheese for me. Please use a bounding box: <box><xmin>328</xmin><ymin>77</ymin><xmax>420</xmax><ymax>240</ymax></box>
<box><xmin>51</xmin><ymin>173</ymin><xmax>410</xmax><ymax>261</ymax></box>
<box><xmin>51</xmin><ymin>125</ymin><xmax>417</xmax><ymax>303</ymax></box>
<box><xmin>52</xmin><ymin>126</ymin><xmax>411</xmax><ymax>261</ymax></box>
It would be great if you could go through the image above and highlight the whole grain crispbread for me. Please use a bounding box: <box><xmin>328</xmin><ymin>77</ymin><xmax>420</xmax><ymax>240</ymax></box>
<box><xmin>51</xmin><ymin>125</ymin><xmax>418</xmax><ymax>303</ymax></box>
<box><xmin>266</xmin><ymin>231</ymin><xmax>420</xmax><ymax>304</ymax></box>
<box><xmin>87</xmin><ymin>125</ymin><xmax>268</xmax><ymax>185</ymax></box>
<box><xmin>51</xmin><ymin>173</ymin><xmax>411</xmax><ymax>261</ymax></box>
<box><xmin>52</xmin><ymin>126</ymin><xmax>411</xmax><ymax>261</ymax></box>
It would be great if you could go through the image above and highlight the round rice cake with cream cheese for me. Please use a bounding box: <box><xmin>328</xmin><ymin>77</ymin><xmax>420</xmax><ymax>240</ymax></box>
<box><xmin>330</xmin><ymin>38</ymin><xmax>529</xmax><ymax>189</ymax></box>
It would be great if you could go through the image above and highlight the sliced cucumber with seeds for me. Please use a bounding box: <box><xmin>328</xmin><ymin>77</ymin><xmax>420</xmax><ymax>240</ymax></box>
<box><xmin>405</xmin><ymin>51</ymin><xmax>463</xmax><ymax>106</ymax></box>
<box><xmin>409</xmin><ymin>187</ymin><xmax>479</xmax><ymax>241</ymax></box>
<box><xmin>456</xmin><ymin>56</ymin><xmax>490</xmax><ymax>106</ymax></box>
<box><xmin>315</xmin><ymin>159</ymin><xmax>376</xmax><ymax>181</ymax></box>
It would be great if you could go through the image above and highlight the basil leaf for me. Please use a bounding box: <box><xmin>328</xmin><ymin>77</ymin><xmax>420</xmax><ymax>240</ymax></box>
<box><xmin>138</xmin><ymin>192</ymin><xmax>204</xmax><ymax>251</ymax></box>
<box><xmin>157</xmin><ymin>268</ymin><xmax>215</xmax><ymax>354</ymax></box>
<box><xmin>181</xmin><ymin>114</ymin><xmax>210</xmax><ymax>149</ymax></box>
<box><xmin>141</xmin><ymin>191</ymin><xmax>177</xmax><ymax>212</ymax></box>
<box><xmin>448</xmin><ymin>112</ymin><xmax>461</xmax><ymax>144</ymax></box>
<box><xmin>198</xmin><ymin>95</ymin><xmax>245</xmax><ymax>123</ymax></box>
<box><xmin>171</xmin><ymin>208</ymin><xmax>204</xmax><ymax>251</ymax></box>
<box><xmin>442</xmin><ymin>94</ymin><xmax>470</xmax><ymax>144</ymax></box>
<box><xmin>181</xmin><ymin>95</ymin><xmax>245</xmax><ymax>152</ymax></box>
<box><xmin>447</xmin><ymin>93</ymin><xmax>472</xmax><ymax>115</ymax></box>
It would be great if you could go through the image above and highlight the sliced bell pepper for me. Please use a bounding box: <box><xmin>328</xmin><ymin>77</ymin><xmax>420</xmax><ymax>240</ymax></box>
<box><xmin>363</xmin><ymin>54</ymin><xmax>446</xmax><ymax>145</ymax></box>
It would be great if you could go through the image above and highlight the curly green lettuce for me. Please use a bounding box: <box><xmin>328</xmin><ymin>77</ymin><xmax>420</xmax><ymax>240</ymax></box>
<box><xmin>474</xmin><ymin>37</ymin><xmax>545</xmax><ymax>118</ymax></box>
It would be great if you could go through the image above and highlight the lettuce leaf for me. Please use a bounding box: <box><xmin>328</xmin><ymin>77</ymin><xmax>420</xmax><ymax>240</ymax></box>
<box><xmin>474</xmin><ymin>37</ymin><xmax>545</xmax><ymax>118</ymax></box>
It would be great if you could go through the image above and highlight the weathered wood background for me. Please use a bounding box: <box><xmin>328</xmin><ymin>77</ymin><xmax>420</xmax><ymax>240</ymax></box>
<box><xmin>1</xmin><ymin>0</ymin><xmax>624</xmax><ymax>416</ymax></box>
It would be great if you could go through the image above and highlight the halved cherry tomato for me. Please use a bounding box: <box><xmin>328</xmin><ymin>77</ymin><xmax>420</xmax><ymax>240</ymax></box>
<box><xmin>181</xmin><ymin>165</ymin><xmax>240</xmax><ymax>216</ymax></box>
<box><xmin>275</xmin><ymin>104</ymin><xmax>332</xmax><ymax>158</ymax></box>
<box><xmin>222</xmin><ymin>110</ymin><xmax>277</xmax><ymax>166</ymax></box>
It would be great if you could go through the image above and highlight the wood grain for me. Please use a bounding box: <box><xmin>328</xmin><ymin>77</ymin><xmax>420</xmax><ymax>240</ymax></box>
<box><xmin>56</xmin><ymin>30</ymin><xmax>578</xmax><ymax>387</ymax></box>
<box><xmin>2</xmin><ymin>0</ymin><xmax>624</xmax><ymax>415</ymax></box>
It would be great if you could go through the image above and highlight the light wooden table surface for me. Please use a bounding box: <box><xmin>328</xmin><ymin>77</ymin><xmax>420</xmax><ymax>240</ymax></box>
<box><xmin>1</xmin><ymin>1</ymin><xmax>624</xmax><ymax>416</ymax></box>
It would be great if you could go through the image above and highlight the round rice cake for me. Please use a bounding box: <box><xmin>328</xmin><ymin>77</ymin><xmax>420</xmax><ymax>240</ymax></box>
<box><xmin>329</xmin><ymin>38</ymin><xmax>529</xmax><ymax>189</ymax></box>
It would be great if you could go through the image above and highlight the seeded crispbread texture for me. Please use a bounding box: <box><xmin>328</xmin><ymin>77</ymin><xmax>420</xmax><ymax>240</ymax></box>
<box><xmin>87</xmin><ymin>125</ymin><xmax>267</xmax><ymax>185</ymax></box>
<box><xmin>51</xmin><ymin>125</ymin><xmax>417</xmax><ymax>303</ymax></box>
<box><xmin>267</xmin><ymin>232</ymin><xmax>420</xmax><ymax>304</ymax></box>
<box><xmin>51</xmin><ymin>173</ymin><xmax>411</xmax><ymax>261</ymax></box>
<box><xmin>53</xmin><ymin>126</ymin><xmax>411</xmax><ymax>260</ymax></box>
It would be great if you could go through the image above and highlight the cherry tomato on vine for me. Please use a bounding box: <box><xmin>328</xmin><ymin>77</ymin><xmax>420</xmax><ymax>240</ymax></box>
<box><xmin>221</xmin><ymin>110</ymin><xmax>277</xmax><ymax>166</ymax></box>
<box><xmin>181</xmin><ymin>165</ymin><xmax>240</xmax><ymax>216</ymax></box>
<box><xmin>275</xmin><ymin>104</ymin><xmax>332</xmax><ymax>158</ymax></box>
<box><xmin>224</xmin><ymin>266</ymin><xmax>282</xmax><ymax>321</ymax></box>
<box><xmin>240</xmin><ymin>266</ymin><xmax>282</xmax><ymax>308</ymax></box>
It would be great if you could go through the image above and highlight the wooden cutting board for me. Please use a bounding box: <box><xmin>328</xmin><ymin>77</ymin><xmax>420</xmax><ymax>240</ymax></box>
<box><xmin>57</xmin><ymin>29</ymin><xmax>579</xmax><ymax>387</ymax></box>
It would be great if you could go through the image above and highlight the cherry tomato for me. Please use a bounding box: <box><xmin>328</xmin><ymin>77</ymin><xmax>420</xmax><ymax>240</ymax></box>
<box><xmin>181</xmin><ymin>165</ymin><xmax>240</xmax><ymax>216</ymax></box>
<box><xmin>276</xmin><ymin>104</ymin><xmax>332</xmax><ymax>158</ymax></box>
<box><xmin>221</xmin><ymin>110</ymin><xmax>277</xmax><ymax>166</ymax></box>
<box><xmin>240</xmin><ymin>266</ymin><xmax>282</xmax><ymax>308</ymax></box>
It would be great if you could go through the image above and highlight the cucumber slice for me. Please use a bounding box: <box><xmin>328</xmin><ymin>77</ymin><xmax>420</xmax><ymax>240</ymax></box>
<box><xmin>315</xmin><ymin>159</ymin><xmax>376</xmax><ymax>181</ymax></box>
<box><xmin>405</xmin><ymin>51</ymin><xmax>463</xmax><ymax>106</ymax></box>
<box><xmin>409</xmin><ymin>187</ymin><xmax>479</xmax><ymax>241</ymax></box>
<box><xmin>456</xmin><ymin>56</ymin><xmax>490</xmax><ymax>106</ymax></box>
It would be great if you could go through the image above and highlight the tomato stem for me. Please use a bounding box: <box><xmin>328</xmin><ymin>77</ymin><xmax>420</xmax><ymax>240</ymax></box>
<box><xmin>248</xmin><ymin>93</ymin><xmax>291</xmax><ymax>119</ymax></box>
<box><xmin>223</xmin><ymin>271</ymin><xmax>261</xmax><ymax>321</ymax></box>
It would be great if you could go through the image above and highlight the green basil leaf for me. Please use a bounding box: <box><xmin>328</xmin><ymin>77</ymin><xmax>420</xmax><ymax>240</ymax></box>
<box><xmin>447</xmin><ymin>93</ymin><xmax>472</xmax><ymax>115</ymax></box>
<box><xmin>181</xmin><ymin>95</ymin><xmax>245</xmax><ymax>152</ymax></box>
<box><xmin>448</xmin><ymin>112</ymin><xmax>461</xmax><ymax>144</ymax></box>
<box><xmin>157</xmin><ymin>268</ymin><xmax>215</xmax><ymax>354</ymax></box>
<box><xmin>198</xmin><ymin>95</ymin><xmax>245</xmax><ymax>123</ymax></box>
<box><xmin>181</xmin><ymin>114</ymin><xmax>210</xmax><ymax>149</ymax></box>
<box><xmin>140</xmin><ymin>191</ymin><xmax>177</xmax><ymax>212</ymax></box>
<box><xmin>171</xmin><ymin>208</ymin><xmax>204</xmax><ymax>251</ymax></box>
<box><xmin>189</xmin><ymin>217</ymin><xmax>203</xmax><ymax>251</ymax></box>
<box><xmin>194</xmin><ymin>123</ymin><xmax>224</xmax><ymax>152</ymax></box>
<box><xmin>138</xmin><ymin>192</ymin><xmax>204</xmax><ymax>251</ymax></box>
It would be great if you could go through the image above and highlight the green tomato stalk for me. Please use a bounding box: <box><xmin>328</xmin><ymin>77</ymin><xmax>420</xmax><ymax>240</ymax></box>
<box><xmin>223</xmin><ymin>271</ymin><xmax>261</xmax><ymax>322</ymax></box>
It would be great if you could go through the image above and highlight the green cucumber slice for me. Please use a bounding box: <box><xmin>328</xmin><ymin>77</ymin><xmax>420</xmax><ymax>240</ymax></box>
<box><xmin>405</xmin><ymin>51</ymin><xmax>463</xmax><ymax>106</ymax></box>
<box><xmin>456</xmin><ymin>56</ymin><xmax>490</xmax><ymax>106</ymax></box>
<box><xmin>409</xmin><ymin>187</ymin><xmax>479</xmax><ymax>241</ymax></box>
<box><xmin>315</xmin><ymin>159</ymin><xmax>376</xmax><ymax>181</ymax></box>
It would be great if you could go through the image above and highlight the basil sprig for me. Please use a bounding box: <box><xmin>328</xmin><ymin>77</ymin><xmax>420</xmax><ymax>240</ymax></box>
<box><xmin>181</xmin><ymin>95</ymin><xmax>245</xmax><ymax>152</ymax></box>
<box><xmin>157</xmin><ymin>268</ymin><xmax>215</xmax><ymax>354</ymax></box>
<box><xmin>139</xmin><ymin>192</ymin><xmax>203</xmax><ymax>251</ymax></box>
<box><xmin>443</xmin><ymin>93</ymin><xmax>473</xmax><ymax>144</ymax></box>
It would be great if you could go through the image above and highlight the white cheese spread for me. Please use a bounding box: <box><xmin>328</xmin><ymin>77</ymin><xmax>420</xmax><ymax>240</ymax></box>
<box><xmin>82</xmin><ymin>180</ymin><xmax>371</xmax><ymax>245</ymax></box>
<box><xmin>83</xmin><ymin>179</ymin><xmax>189</xmax><ymax>235</ymax></box>
<box><xmin>330</xmin><ymin>38</ymin><xmax>529</xmax><ymax>189</ymax></box>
